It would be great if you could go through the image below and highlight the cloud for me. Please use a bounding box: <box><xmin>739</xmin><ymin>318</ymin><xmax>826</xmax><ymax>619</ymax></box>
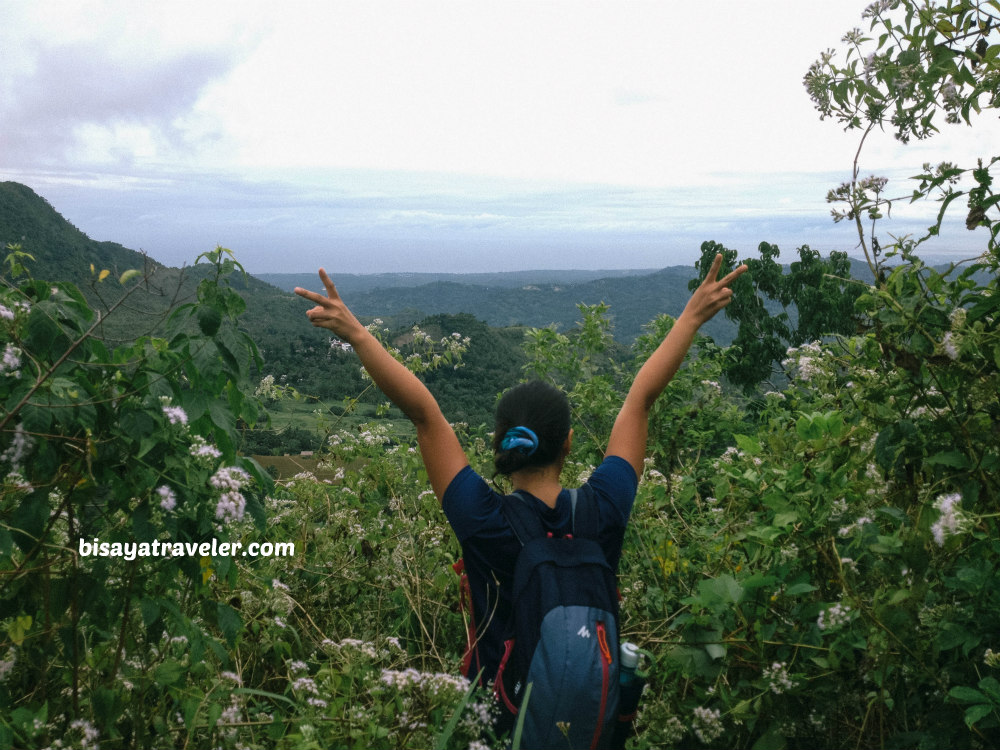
<box><xmin>1</xmin><ymin>17</ymin><xmax>240</xmax><ymax>169</ymax></box>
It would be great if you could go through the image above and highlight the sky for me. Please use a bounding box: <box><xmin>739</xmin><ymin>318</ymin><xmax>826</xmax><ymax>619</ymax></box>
<box><xmin>1</xmin><ymin>1</ymin><xmax>996</xmax><ymax>274</ymax></box>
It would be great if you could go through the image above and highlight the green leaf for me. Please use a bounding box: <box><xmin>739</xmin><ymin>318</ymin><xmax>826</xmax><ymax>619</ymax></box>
<box><xmin>964</xmin><ymin>704</ymin><xmax>994</xmax><ymax>728</ymax></box>
<box><xmin>154</xmin><ymin>659</ymin><xmax>185</xmax><ymax>686</ymax></box>
<box><xmin>25</xmin><ymin>308</ymin><xmax>65</xmax><ymax>357</ymax></box>
<box><xmin>734</xmin><ymin>433</ymin><xmax>761</xmax><ymax>455</ymax></box>
<box><xmin>216</xmin><ymin>603</ymin><xmax>243</xmax><ymax>647</ymax></box>
<box><xmin>774</xmin><ymin>511</ymin><xmax>799</xmax><ymax>527</ymax></box>
<box><xmin>700</xmin><ymin>574</ymin><xmax>744</xmax><ymax>605</ymax></box>
<box><xmin>140</xmin><ymin>599</ymin><xmax>161</xmax><ymax>628</ymax></box>
<box><xmin>887</xmin><ymin>589</ymin><xmax>910</xmax><ymax>605</ymax></box>
<box><xmin>198</xmin><ymin>306</ymin><xmax>222</xmax><ymax>336</ymax></box>
<box><xmin>752</xmin><ymin>728</ymin><xmax>787</xmax><ymax>750</ymax></box>
<box><xmin>785</xmin><ymin>582</ymin><xmax>818</xmax><ymax>596</ymax></box>
<box><xmin>119</xmin><ymin>269</ymin><xmax>141</xmax><ymax>284</ymax></box>
<box><xmin>705</xmin><ymin>643</ymin><xmax>727</xmax><ymax>660</ymax></box>
<box><xmin>950</xmin><ymin>685</ymin><xmax>989</xmax><ymax>704</ymax></box>
<box><xmin>980</xmin><ymin>676</ymin><xmax>1000</xmax><ymax>703</ymax></box>
<box><xmin>927</xmin><ymin>450</ymin><xmax>971</xmax><ymax>469</ymax></box>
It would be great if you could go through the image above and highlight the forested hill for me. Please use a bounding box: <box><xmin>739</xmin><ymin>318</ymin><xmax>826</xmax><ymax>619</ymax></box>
<box><xmin>0</xmin><ymin>181</ymin><xmax>314</xmax><ymax>345</ymax></box>
<box><xmin>0</xmin><ymin>181</ymin><xmax>168</xmax><ymax>281</ymax></box>
<box><xmin>285</xmin><ymin>270</ymin><xmax>728</xmax><ymax>344</ymax></box>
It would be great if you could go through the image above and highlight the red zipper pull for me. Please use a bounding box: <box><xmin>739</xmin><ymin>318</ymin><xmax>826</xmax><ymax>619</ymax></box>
<box><xmin>597</xmin><ymin>622</ymin><xmax>612</xmax><ymax>664</ymax></box>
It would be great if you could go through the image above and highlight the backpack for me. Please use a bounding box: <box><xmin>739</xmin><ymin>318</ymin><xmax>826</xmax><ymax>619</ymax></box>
<box><xmin>494</xmin><ymin>487</ymin><xmax>621</xmax><ymax>749</ymax></box>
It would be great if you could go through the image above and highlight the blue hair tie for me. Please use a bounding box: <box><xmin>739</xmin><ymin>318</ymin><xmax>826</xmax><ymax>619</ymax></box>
<box><xmin>501</xmin><ymin>426</ymin><xmax>539</xmax><ymax>456</ymax></box>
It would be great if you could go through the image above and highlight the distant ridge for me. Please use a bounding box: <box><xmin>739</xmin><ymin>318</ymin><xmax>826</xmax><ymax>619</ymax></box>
<box><xmin>1</xmin><ymin>180</ymin><xmax>882</xmax><ymax>348</ymax></box>
<box><xmin>258</xmin><ymin>268</ymin><xmax>660</xmax><ymax>294</ymax></box>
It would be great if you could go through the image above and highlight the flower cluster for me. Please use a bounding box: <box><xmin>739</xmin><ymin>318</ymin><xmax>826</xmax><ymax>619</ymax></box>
<box><xmin>43</xmin><ymin>718</ymin><xmax>100</xmax><ymax>750</ymax></box>
<box><xmin>156</xmin><ymin>485</ymin><xmax>177</xmax><ymax>512</ymax></box>
<box><xmin>2</xmin><ymin>423</ymin><xmax>35</xmax><ymax>490</ymax></box>
<box><xmin>691</xmin><ymin>706</ymin><xmax>724</xmax><ymax>744</ymax></box>
<box><xmin>290</xmin><ymin>669</ymin><xmax>328</xmax><ymax>709</ymax></box>
<box><xmin>838</xmin><ymin>515</ymin><xmax>875</xmax><ymax>537</ymax></box>
<box><xmin>2</xmin><ymin>343</ymin><xmax>22</xmax><ymax>378</ymax></box>
<box><xmin>210</xmin><ymin>466</ymin><xmax>251</xmax><ymax>523</ymax></box>
<box><xmin>254</xmin><ymin>373</ymin><xmax>284</xmax><ymax>401</ymax></box>
<box><xmin>0</xmin><ymin>647</ymin><xmax>15</xmax><ymax>681</ymax></box>
<box><xmin>862</xmin><ymin>0</ymin><xmax>897</xmax><ymax>19</ymax></box>
<box><xmin>818</xmin><ymin>601</ymin><xmax>853</xmax><ymax>631</ymax></box>
<box><xmin>782</xmin><ymin>341</ymin><xmax>826</xmax><ymax>382</ymax></box>
<box><xmin>162</xmin><ymin>404</ymin><xmax>188</xmax><ymax>426</ymax></box>
<box><xmin>930</xmin><ymin>492</ymin><xmax>966</xmax><ymax>546</ymax></box>
<box><xmin>0</xmin><ymin>299</ymin><xmax>30</xmax><ymax>321</ymax></box>
<box><xmin>940</xmin><ymin>331</ymin><xmax>960</xmax><ymax>361</ymax></box>
<box><xmin>763</xmin><ymin>661</ymin><xmax>796</xmax><ymax>695</ymax></box>
<box><xmin>700</xmin><ymin>379</ymin><xmax>722</xmax><ymax>394</ymax></box>
<box><xmin>189</xmin><ymin>435</ymin><xmax>222</xmax><ymax>465</ymax></box>
<box><xmin>379</xmin><ymin>668</ymin><xmax>469</xmax><ymax>697</ymax></box>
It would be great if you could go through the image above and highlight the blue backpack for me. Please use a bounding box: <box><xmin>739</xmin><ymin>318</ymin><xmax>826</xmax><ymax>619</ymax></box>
<box><xmin>494</xmin><ymin>487</ymin><xmax>621</xmax><ymax>749</ymax></box>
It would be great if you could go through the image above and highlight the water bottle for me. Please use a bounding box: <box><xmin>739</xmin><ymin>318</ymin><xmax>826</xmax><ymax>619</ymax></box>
<box><xmin>619</xmin><ymin>642</ymin><xmax>641</xmax><ymax>687</ymax></box>
<box><xmin>611</xmin><ymin>642</ymin><xmax>645</xmax><ymax>749</ymax></box>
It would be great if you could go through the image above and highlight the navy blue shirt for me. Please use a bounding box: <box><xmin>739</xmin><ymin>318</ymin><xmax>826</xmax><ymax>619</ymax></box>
<box><xmin>442</xmin><ymin>455</ymin><xmax>638</xmax><ymax>684</ymax></box>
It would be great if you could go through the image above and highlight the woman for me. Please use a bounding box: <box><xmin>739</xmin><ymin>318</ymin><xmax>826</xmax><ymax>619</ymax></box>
<box><xmin>294</xmin><ymin>253</ymin><xmax>746</xmax><ymax>718</ymax></box>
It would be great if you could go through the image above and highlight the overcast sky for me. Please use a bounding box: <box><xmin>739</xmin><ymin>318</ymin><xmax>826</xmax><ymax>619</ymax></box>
<box><xmin>1</xmin><ymin>1</ymin><xmax>995</xmax><ymax>273</ymax></box>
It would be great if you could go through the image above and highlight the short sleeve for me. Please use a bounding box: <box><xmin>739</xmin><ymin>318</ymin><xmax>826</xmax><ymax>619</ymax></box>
<box><xmin>442</xmin><ymin>466</ymin><xmax>505</xmax><ymax>544</ymax></box>
<box><xmin>586</xmin><ymin>455</ymin><xmax>639</xmax><ymax>529</ymax></box>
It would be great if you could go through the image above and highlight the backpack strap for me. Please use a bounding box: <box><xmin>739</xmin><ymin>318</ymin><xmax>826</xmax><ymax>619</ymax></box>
<box><xmin>570</xmin><ymin>485</ymin><xmax>600</xmax><ymax>541</ymax></box>
<box><xmin>503</xmin><ymin>490</ymin><xmax>548</xmax><ymax>547</ymax></box>
<box><xmin>504</xmin><ymin>487</ymin><xmax>600</xmax><ymax>546</ymax></box>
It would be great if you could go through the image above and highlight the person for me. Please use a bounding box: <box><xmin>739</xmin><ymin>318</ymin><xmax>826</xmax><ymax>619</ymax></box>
<box><xmin>294</xmin><ymin>253</ymin><xmax>746</xmax><ymax>708</ymax></box>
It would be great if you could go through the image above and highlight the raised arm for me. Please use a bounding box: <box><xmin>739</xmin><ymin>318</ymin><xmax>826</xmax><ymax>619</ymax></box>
<box><xmin>294</xmin><ymin>269</ymin><xmax>468</xmax><ymax>500</ymax></box>
<box><xmin>606</xmin><ymin>254</ymin><xmax>748</xmax><ymax>478</ymax></box>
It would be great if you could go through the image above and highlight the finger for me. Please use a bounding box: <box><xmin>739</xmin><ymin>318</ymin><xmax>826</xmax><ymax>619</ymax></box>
<box><xmin>705</xmin><ymin>253</ymin><xmax>724</xmax><ymax>283</ymax></box>
<box><xmin>294</xmin><ymin>287</ymin><xmax>326</xmax><ymax>304</ymax></box>
<box><xmin>719</xmin><ymin>263</ymin><xmax>749</xmax><ymax>287</ymax></box>
<box><xmin>318</xmin><ymin>268</ymin><xmax>340</xmax><ymax>299</ymax></box>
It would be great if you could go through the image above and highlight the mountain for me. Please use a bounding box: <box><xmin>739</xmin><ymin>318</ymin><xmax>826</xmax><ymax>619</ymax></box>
<box><xmin>0</xmin><ymin>181</ymin><xmax>167</xmax><ymax>282</ymax></box>
<box><xmin>0</xmin><ymin>181</ymin><xmax>315</xmax><ymax>347</ymax></box>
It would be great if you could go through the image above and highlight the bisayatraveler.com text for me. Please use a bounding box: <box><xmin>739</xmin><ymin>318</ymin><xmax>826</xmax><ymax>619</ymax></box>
<box><xmin>78</xmin><ymin>537</ymin><xmax>294</xmax><ymax>561</ymax></box>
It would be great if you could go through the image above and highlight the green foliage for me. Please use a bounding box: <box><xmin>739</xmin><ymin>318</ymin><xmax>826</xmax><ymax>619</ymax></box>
<box><xmin>805</xmin><ymin>0</ymin><xmax>1000</xmax><ymax>268</ymax></box>
<box><xmin>691</xmin><ymin>240</ymin><xmax>865</xmax><ymax>391</ymax></box>
<box><xmin>0</xmin><ymin>248</ymin><xmax>275</xmax><ymax>747</ymax></box>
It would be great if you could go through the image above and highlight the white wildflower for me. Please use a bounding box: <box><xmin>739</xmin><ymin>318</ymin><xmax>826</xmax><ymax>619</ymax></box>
<box><xmin>941</xmin><ymin>331</ymin><xmax>960</xmax><ymax>361</ymax></box>
<box><xmin>818</xmin><ymin>602</ymin><xmax>852</xmax><ymax>630</ymax></box>
<box><xmin>1</xmin><ymin>343</ymin><xmax>22</xmax><ymax>378</ymax></box>
<box><xmin>763</xmin><ymin>661</ymin><xmax>796</xmax><ymax>694</ymax></box>
<box><xmin>189</xmin><ymin>435</ymin><xmax>222</xmax><ymax>463</ymax></box>
<box><xmin>930</xmin><ymin>492</ymin><xmax>965</xmax><ymax>546</ymax></box>
<box><xmin>692</xmin><ymin>706</ymin><xmax>724</xmax><ymax>744</ymax></box>
<box><xmin>215</xmin><ymin>491</ymin><xmax>246</xmax><ymax>523</ymax></box>
<box><xmin>0</xmin><ymin>647</ymin><xmax>15</xmax><ymax>681</ymax></box>
<box><xmin>156</xmin><ymin>485</ymin><xmax>177</xmax><ymax>511</ymax></box>
<box><xmin>162</xmin><ymin>404</ymin><xmax>189</xmax><ymax>425</ymax></box>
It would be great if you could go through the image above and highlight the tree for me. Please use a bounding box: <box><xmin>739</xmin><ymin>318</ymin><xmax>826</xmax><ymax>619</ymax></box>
<box><xmin>689</xmin><ymin>240</ymin><xmax>864</xmax><ymax>391</ymax></box>
<box><xmin>804</xmin><ymin>0</ymin><xmax>1000</xmax><ymax>272</ymax></box>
